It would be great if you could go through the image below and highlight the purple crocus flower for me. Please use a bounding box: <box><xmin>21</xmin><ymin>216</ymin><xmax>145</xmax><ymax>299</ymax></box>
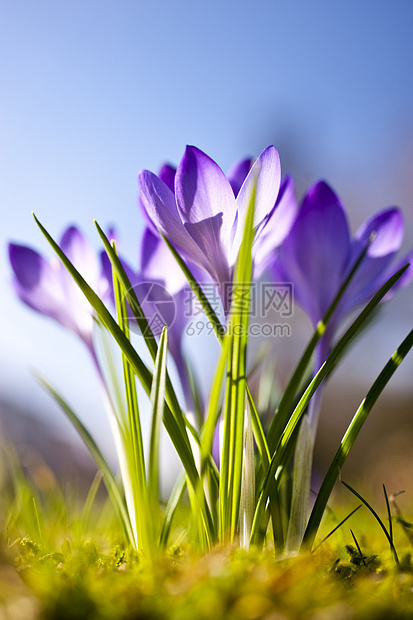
<box><xmin>138</xmin><ymin>145</ymin><xmax>293</xmax><ymax>314</ymax></box>
<box><xmin>271</xmin><ymin>180</ymin><xmax>412</xmax><ymax>427</ymax></box>
<box><xmin>9</xmin><ymin>226</ymin><xmax>111</xmax><ymax>354</ymax></box>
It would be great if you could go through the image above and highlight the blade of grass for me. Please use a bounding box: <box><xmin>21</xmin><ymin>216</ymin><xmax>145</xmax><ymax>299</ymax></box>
<box><xmin>350</xmin><ymin>529</ymin><xmax>366</xmax><ymax>565</ymax></box>
<box><xmin>36</xmin><ymin>374</ymin><xmax>135</xmax><ymax>546</ymax></box>
<box><xmin>383</xmin><ymin>483</ymin><xmax>394</xmax><ymax>552</ymax></box>
<box><xmin>33</xmin><ymin>214</ymin><xmax>212</xmax><ymax>543</ymax></box>
<box><xmin>250</xmin><ymin>305</ymin><xmax>412</xmax><ymax>547</ymax></box>
<box><xmin>113</xmin><ymin>258</ymin><xmax>153</xmax><ymax>554</ymax></box>
<box><xmin>223</xmin><ymin>177</ymin><xmax>256</xmax><ymax>541</ymax></box>
<box><xmin>32</xmin><ymin>497</ymin><xmax>44</xmax><ymax>551</ymax></box>
<box><xmin>159</xmin><ymin>473</ymin><xmax>187</xmax><ymax>548</ymax></box>
<box><xmin>284</xmin><ymin>415</ymin><xmax>313</xmax><ymax>554</ymax></box>
<box><xmin>341</xmin><ymin>479</ymin><xmax>399</xmax><ymax>565</ymax></box>
<box><xmin>81</xmin><ymin>470</ymin><xmax>103</xmax><ymax>535</ymax></box>
<box><xmin>303</xmin><ymin>328</ymin><xmax>413</xmax><ymax>551</ymax></box>
<box><xmin>149</xmin><ymin>326</ymin><xmax>169</xmax><ymax>509</ymax></box>
<box><xmin>312</xmin><ymin>505</ymin><xmax>362</xmax><ymax>552</ymax></box>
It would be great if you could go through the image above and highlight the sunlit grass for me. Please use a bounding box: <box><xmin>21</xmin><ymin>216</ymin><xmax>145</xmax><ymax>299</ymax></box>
<box><xmin>2</xmin><ymin>457</ymin><xmax>413</xmax><ymax>620</ymax></box>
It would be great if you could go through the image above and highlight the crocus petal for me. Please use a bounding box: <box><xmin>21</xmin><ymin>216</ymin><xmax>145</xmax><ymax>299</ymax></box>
<box><xmin>60</xmin><ymin>226</ymin><xmax>101</xmax><ymax>288</ymax></box>
<box><xmin>138</xmin><ymin>169</ymin><xmax>206</xmax><ymax>268</ymax></box>
<box><xmin>355</xmin><ymin>207</ymin><xmax>404</xmax><ymax>257</ymax></box>
<box><xmin>175</xmin><ymin>146</ymin><xmax>237</xmax><ymax>262</ymax></box>
<box><xmin>140</xmin><ymin>227</ymin><xmax>188</xmax><ymax>295</ymax></box>
<box><xmin>381</xmin><ymin>248</ymin><xmax>413</xmax><ymax>299</ymax></box>
<box><xmin>254</xmin><ymin>176</ymin><xmax>299</xmax><ymax>278</ymax></box>
<box><xmin>236</xmin><ymin>145</ymin><xmax>281</xmax><ymax>230</ymax></box>
<box><xmin>231</xmin><ymin>146</ymin><xmax>281</xmax><ymax>265</ymax></box>
<box><xmin>339</xmin><ymin>208</ymin><xmax>405</xmax><ymax>315</ymax></box>
<box><xmin>227</xmin><ymin>157</ymin><xmax>253</xmax><ymax>197</ymax></box>
<box><xmin>59</xmin><ymin>226</ymin><xmax>110</xmax><ymax>335</ymax></box>
<box><xmin>158</xmin><ymin>163</ymin><xmax>176</xmax><ymax>193</ymax></box>
<box><xmin>9</xmin><ymin>243</ymin><xmax>86</xmax><ymax>338</ymax></box>
<box><xmin>278</xmin><ymin>181</ymin><xmax>351</xmax><ymax>324</ymax></box>
<box><xmin>185</xmin><ymin>216</ymin><xmax>232</xmax><ymax>289</ymax></box>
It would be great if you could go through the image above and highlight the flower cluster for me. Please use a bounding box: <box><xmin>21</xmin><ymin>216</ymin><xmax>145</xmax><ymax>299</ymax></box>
<box><xmin>9</xmin><ymin>146</ymin><xmax>413</xmax><ymax>422</ymax></box>
<box><xmin>8</xmin><ymin>144</ymin><xmax>413</xmax><ymax>555</ymax></box>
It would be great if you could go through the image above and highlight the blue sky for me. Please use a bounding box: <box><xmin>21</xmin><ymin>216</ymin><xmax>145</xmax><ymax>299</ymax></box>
<box><xmin>1</xmin><ymin>0</ymin><xmax>413</xmax><ymax>453</ymax></box>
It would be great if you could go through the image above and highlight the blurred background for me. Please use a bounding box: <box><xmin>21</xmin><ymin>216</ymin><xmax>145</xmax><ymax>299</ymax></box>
<box><xmin>1</xmin><ymin>0</ymin><xmax>412</xmax><ymax>493</ymax></box>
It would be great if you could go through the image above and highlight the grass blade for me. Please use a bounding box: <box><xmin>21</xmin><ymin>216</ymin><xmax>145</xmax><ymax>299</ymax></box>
<box><xmin>303</xmin><ymin>328</ymin><xmax>413</xmax><ymax>551</ymax></box>
<box><xmin>81</xmin><ymin>471</ymin><xmax>103</xmax><ymax>534</ymax></box>
<box><xmin>341</xmin><ymin>479</ymin><xmax>399</xmax><ymax>565</ymax></box>
<box><xmin>36</xmin><ymin>375</ymin><xmax>135</xmax><ymax>546</ymax></box>
<box><xmin>285</xmin><ymin>415</ymin><xmax>313</xmax><ymax>554</ymax></box>
<box><xmin>33</xmin><ymin>214</ymin><xmax>213</xmax><ymax>543</ymax></box>
<box><xmin>312</xmin><ymin>505</ymin><xmax>362</xmax><ymax>552</ymax></box>
<box><xmin>149</xmin><ymin>326</ymin><xmax>169</xmax><ymax>508</ymax></box>
<box><xmin>383</xmin><ymin>483</ymin><xmax>394</xmax><ymax>551</ymax></box>
<box><xmin>251</xmin><ymin>307</ymin><xmax>412</xmax><ymax>547</ymax></box>
<box><xmin>112</xmin><ymin>257</ymin><xmax>153</xmax><ymax>554</ymax></box>
<box><xmin>222</xmin><ymin>177</ymin><xmax>256</xmax><ymax>541</ymax></box>
<box><xmin>159</xmin><ymin>473</ymin><xmax>187</xmax><ymax>548</ymax></box>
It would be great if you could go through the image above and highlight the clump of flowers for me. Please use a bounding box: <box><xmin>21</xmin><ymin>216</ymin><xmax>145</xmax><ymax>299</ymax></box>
<box><xmin>8</xmin><ymin>144</ymin><xmax>413</xmax><ymax>557</ymax></box>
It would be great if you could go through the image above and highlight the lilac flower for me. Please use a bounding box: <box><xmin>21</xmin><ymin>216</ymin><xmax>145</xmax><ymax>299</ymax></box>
<box><xmin>9</xmin><ymin>226</ymin><xmax>111</xmax><ymax>353</ymax></box>
<box><xmin>271</xmin><ymin>180</ymin><xmax>412</xmax><ymax>426</ymax></box>
<box><xmin>138</xmin><ymin>145</ymin><xmax>296</xmax><ymax>313</ymax></box>
<box><xmin>273</xmin><ymin>181</ymin><xmax>412</xmax><ymax>338</ymax></box>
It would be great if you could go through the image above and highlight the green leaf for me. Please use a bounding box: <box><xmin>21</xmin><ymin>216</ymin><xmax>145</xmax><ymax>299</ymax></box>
<box><xmin>340</xmin><ymin>479</ymin><xmax>399</xmax><ymax>565</ymax></box>
<box><xmin>250</xmin><ymin>270</ymin><xmax>411</xmax><ymax>547</ymax></box>
<box><xmin>159</xmin><ymin>473</ymin><xmax>187</xmax><ymax>548</ymax></box>
<box><xmin>149</xmin><ymin>326</ymin><xmax>169</xmax><ymax>508</ymax></box>
<box><xmin>222</xmin><ymin>174</ymin><xmax>257</xmax><ymax>541</ymax></box>
<box><xmin>285</xmin><ymin>415</ymin><xmax>313</xmax><ymax>554</ymax></box>
<box><xmin>33</xmin><ymin>214</ymin><xmax>212</xmax><ymax>545</ymax></box>
<box><xmin>36</xmin><ymin>374</ymin><xmax>135</xmax><ymax>546</ymax></box>
<box><xmin>312</xmin><ymin>505</ymin><xmax>362</xmax><ymax>552</ymax></box>
<box><xmin>303</xmin><ymin>328</ymin><xmax>413</xmax><ymax>551</ymax></box>
<box><xmin>112</xmin><ymin>257</ymin><xmax>153</xmax><ymax>554</ymax></box>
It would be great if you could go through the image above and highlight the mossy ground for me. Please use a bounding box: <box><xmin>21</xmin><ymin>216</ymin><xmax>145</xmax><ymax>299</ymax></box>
<box><xmin>2</xmin><ymin>484</ymin><xmax>413</xmax><ymax>620</ymax></box>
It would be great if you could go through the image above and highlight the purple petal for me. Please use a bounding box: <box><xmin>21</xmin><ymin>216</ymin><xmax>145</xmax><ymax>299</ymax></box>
<box><xmin>175</xmin><ymin>146</ymin><xmax>237</xmax><ymax>261</ymax></box>
<box><xmin>339</xmin><ymin>208</ymin><xmax>405</xmax><ymax>315</ymax></box>
<box><xmin>139</xmin><ymin>169</ymin><xmax>217</xmax><ymax>287</ymax></box>
<box><xmin>60</xmin><ymin>226</ymin><xmax>100</xmax><ymax>287</ymax></box>
<box><xmin>158</xmin><ymin>163</ymin><xmax>176</xmax><ymax>193</ymax></box>
<box><xmin>231</xmin><ymin>146</ymin><xmax>281</xmax><ymax>265</ymax></box>
<box><xmin>9</xmin><ymin>243</ymin><xmax>87</xmax><ymax>338</ymax></box>
<box><xmin>383</xmin><ymin>248</ymin><xmax>413</xmax><ymax>298</ymax></box>
<box><xmin>227</xmin><ymin>157</ymin><xmax>253</xmax><ymax>197</ymax></box>
<box><xmin>236</xmin><ymin>145</ymin><xmax>281</xmax><ymax>229</ymax></box>
<box><xmin>278</xmin><ymin>181</ymin><xmax>351</xmax><ymax>324</ymax></box>
<box><xmin>185</xmin><ymin>215</ymin><xmax>232</xmax><ymax>290</ymax></box>
<box><xmin>355</xmin><ymin>208</ymin><xmax>404</xmax><ymax>257</ymax></box>
<box><xmin>140</xmin><ymin>227</ymin><xmax>188</xmax><ymax>295</ymax></box>
<box><xmin>9</xmin><ymin>244</ymin><xmax>45</xmax><ymax>290</ymax></box>
<box><xmin>254</xmin><ymin>176</ymin><xmax>299</xmax><ymax>278</ymax></box>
